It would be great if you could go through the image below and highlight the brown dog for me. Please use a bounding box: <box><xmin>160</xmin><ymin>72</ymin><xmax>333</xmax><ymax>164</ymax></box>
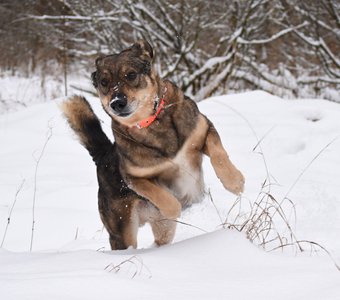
<box><xmin>61</xmin><ymin>40</ymin><xmax>244</xmax><ymax>250</ymax></box>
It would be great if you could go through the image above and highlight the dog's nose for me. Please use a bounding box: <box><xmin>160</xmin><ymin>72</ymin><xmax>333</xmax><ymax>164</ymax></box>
<box><xmin>110</xmin><ymin>93</ymin><xmax>128</xmax><ymax>113</ymax></box>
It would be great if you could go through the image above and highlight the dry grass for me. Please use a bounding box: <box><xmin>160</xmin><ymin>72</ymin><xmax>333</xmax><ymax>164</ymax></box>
<box><xmin>217</xmin><ymin>101</ymin><xmax>340</xmax><ymax>270</ymax></box>
<box><xmin>105</xmin><ymin>255</ymin><xmax>152</xmax><ymax>279</ymax></box>
<box><xmin>222</xmin><ymin>188</ymin><xmax>340</xmax><ymax>271</ymax></box>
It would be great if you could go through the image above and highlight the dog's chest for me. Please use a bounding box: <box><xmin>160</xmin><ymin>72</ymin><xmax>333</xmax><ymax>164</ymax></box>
<box><xmin>167</xmin><ymin>146</ymin><xmax>204</xmax><ymax>207</ymax></box>
<box><xmin>125</xmin><ymin>114</ymin><xmax>209</xmax><ymax>207</ymax></box>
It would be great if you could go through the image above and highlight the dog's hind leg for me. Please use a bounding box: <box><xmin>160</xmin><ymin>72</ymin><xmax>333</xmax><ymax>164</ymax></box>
<box><xmin>150</xmin><ymin>217</ymin><xmax>176</xmax><ymax>246</ymax></box>
<box><xmin>203</xmin><ymin>122</ymin><xmax>245</xmax><ymax>195</ymax></box>
<box><xmin>136</xmin><ymin>200</ymin><xmax>177</xmax><ymax>247</ymax></box>
<box><xmin>105</xmin><ymin>212</ymin><xmax>139</xmax><ymax>250</ymax></box>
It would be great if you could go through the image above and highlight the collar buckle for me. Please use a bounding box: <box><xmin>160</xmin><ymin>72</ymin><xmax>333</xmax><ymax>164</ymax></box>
<box><xmin>134</xmin><ymin>98</ymin><xmax>165</xmax><ymax>129</ymax></box>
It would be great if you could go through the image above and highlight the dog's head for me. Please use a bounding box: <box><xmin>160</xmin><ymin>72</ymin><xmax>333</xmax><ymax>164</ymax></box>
<box><xmin>91</xmin><ymin>40</ymin><xmax>161</xmax><ymax>126</ymax></box>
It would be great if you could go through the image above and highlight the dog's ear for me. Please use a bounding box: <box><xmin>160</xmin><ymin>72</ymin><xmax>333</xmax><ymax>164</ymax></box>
<box><xmin>92</xmin><ymin>56</ymin><xmax>106</xmax><ymax>88</ymax></box>
<box><xmin>95</xmin><ymin>56</ymin><xmax>104</xmax><ymax>68</ymax></box>
<box><xmin>131</xmin><ymin>40</ymin><xmax>154</xmax><ymax>61</ymax></box>
<box><xmin>91</xmin><ymin>71</ymin><xmax>98</xmax><ymax>88</ymax></box>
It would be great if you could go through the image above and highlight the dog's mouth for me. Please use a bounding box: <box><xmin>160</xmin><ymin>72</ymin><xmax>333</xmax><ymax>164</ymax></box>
<box><xmin>109</xmin><ymin>100</ymin><xmax>139</xmax><ymax>118</ymax></box>
<box><xmin>117</xmin><ymin>112</ymin><xmax>131</xmax><ymax>117</ymax></box>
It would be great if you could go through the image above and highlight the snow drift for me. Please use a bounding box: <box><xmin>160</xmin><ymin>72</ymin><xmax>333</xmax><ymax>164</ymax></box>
<box><xmin>0</xmin><ymin>91</ymin><xmax>339</xmax><ymax>299</ymax></box>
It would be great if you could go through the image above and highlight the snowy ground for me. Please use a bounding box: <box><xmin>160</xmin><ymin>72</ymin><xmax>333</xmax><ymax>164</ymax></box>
<box><xmin>0</xmin><ymin>90</ymin><xmax>339</xmax><ymax>299</ymax></box>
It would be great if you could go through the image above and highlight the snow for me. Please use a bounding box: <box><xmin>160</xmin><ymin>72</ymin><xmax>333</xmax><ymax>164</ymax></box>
<box><xmin>1</xmin><ymin>230</ymin><xmax>339</xmax><ymax>300</ymax></box>
<box><xmin>0</xmin><ymin>89</ymin><xmax>340</xmax><ymax>299</ymax></box>
<box><xmin>0</xmin><ymin>74</ymin><xmax>61</xmax><ymax>113</ymax></box>
<box><xmin>0</xmin><ymin>73</ymin><xmax>94</xmax><ymax>114</ymax></box>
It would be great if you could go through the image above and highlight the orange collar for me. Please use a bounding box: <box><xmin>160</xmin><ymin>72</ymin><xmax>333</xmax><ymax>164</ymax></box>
<box><xmin>134</xmin><ymin>98</ymin><xmax>165</xmax><ymax>129</ymax></box>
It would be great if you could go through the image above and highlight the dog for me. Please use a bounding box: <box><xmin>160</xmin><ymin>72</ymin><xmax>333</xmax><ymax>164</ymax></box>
<box><xmin>61</xmin><ymin>40</ymin><xmax>244</xmax><ymax>250</ymax></box>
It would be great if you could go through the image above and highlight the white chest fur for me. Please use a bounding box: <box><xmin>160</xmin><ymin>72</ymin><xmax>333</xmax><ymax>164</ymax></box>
<box><xmin>125</xmin><ymin>114</ymin><xmax>209</xmax><ymax>208</ymax></box>
<box><xmin>163</xmin><ymin>114</ymin><xmax>208</xmax><ymax>208</ymax></box>
<box><xmin>169</xmin><ymin>150</ymin><xmax>205</xmax><ymax>208</ymax></box>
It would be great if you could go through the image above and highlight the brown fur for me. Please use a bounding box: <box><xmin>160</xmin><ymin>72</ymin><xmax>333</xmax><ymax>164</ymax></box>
<box><xmin>62</xmin><ymin>40</ymin><xmax>244</xmax><ymax>250</ymax></box>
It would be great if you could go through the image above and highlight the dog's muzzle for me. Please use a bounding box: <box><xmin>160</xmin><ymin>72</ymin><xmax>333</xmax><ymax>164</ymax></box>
<box><xmin>110</xmin><ymin>92</ymin><xmax>129</xmax><ymax>116</ymax></box>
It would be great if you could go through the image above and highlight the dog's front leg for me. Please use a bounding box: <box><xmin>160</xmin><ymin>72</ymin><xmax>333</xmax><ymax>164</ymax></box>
<box><xmin>203</xmin><ymin>123</ymin><xmax>245</xmax><ymax>195</ymax></box>
<box><xmin>127</xmin><ymin>177</ymin><xmax>182</xmax><ymax>219</ymax></box>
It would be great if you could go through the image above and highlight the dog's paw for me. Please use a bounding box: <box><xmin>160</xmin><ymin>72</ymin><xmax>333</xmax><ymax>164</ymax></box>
<box><xmin>160</xmin><ymin>199</ymin><xmax>182</xmax><ymax>220</ymax></box>
<box><xmin>218</xmin><ymin>167</ymin><xmax>245</xmax><ymax>195</ymax></box>
<box><xmin>226</xmin><ymin>169</ymin><xmax>245</xmax><ymax>195</ymax></box>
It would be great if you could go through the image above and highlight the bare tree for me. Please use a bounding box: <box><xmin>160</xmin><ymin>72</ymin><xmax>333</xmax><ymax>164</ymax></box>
<box><xmin>279</xmin><ymin>0</ymin><xmax>340</xmax><ymax>98</ymax></box>
<box><xmin>1</xmin><ymin>0</ymin><xmax>339</xmax><ymax>103</ymax></box>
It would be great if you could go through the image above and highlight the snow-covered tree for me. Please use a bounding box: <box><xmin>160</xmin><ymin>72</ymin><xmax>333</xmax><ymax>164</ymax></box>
<box><xmin>1</xmin><ymin>0</ymin><xmax>339</xmax><ymax>102</ymax></box>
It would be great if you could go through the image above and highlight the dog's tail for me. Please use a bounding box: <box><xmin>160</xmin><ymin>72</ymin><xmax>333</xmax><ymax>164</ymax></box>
<box><xmin>61</xmin><ymin>95</ymin><xmax>112</xmax><ymax>161</ymax></box>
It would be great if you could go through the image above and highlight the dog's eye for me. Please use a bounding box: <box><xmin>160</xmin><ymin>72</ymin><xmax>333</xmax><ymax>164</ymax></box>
<box><xmin>101</xmin><ymin>79</ymin><xmax>109</xmax><ymax>87</ymax></box>
<box><xmin>125</xmin><ymin>71</ymin><xmax>137</xmax><ymax>81</ymax></box>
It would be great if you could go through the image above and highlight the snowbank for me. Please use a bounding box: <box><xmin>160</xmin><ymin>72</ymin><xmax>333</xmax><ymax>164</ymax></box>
<box><xmin>0</xmin><ymin>90</ymin><xmax>339</xmax><ymax>299</ymax></box>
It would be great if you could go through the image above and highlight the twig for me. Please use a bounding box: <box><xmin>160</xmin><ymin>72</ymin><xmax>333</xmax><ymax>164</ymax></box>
<box><xmin>30</xmin><ymin>125</ymin><xmax>53</xmax><ymax>252</ymax></box>
<box><xmin>168</xmin><ymin>219</ymin><xmax>208</xmax><ymax>233</ymax></box>
<box><xmin>270</xmin><ymin>240</ymin><xmax>340</xmax><ymax>271</ymax></box>
<box><xmin>1</xmin><ymin>179</ymin><xmax>25</xmax><ymax>248</ymax></box>
<box><xmin>105</xmin><ymin>255</ymin><xmax>152</xmax><ymax>279</ymax></box>
<box><xmin>283</xmin><ymin>135</ymin><xmax>340</xmax><ymax>202</ymax></box>
<box><xmin>207</xmin><ymin>188</ymin><xmax>225</xmax><ymax>227</ymax></box>
<box><xmin>215</xmin><ymin>100</ymin><xmax>273</xmax><ymax>193</ymax></box>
